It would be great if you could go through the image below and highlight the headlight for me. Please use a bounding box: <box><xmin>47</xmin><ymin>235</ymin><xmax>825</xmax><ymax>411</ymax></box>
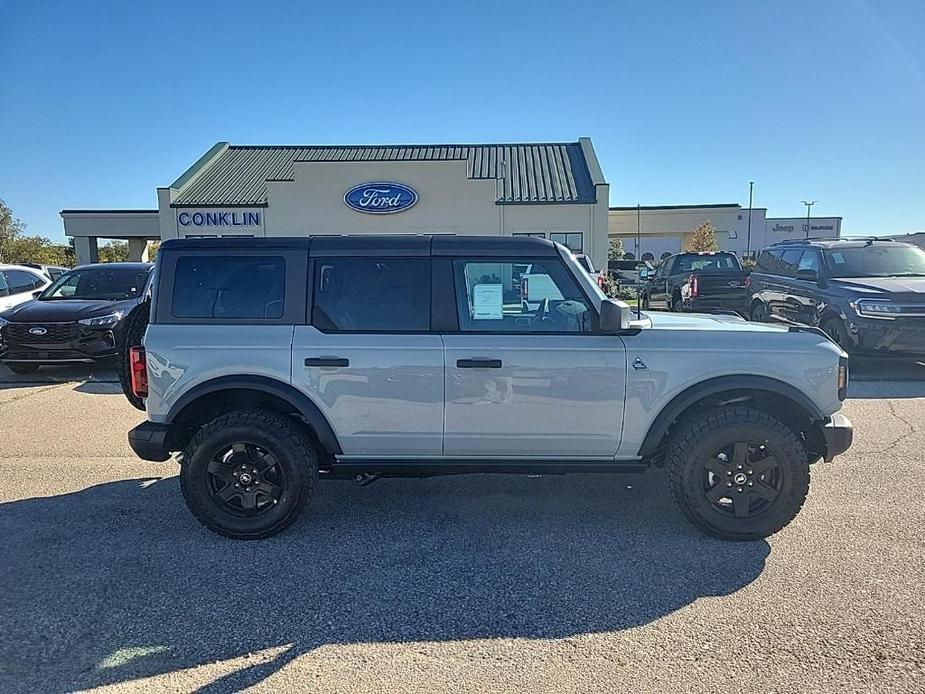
<box><xmin>0</xmin><ymin>316</ymin><xmax>7</xmax><ymax>328</ymax></box>
<box><xmin>78</xmin><ymin>311</ymin><xmax>125</xmax><ymax>328</ymax></box>
<box><xmin>850</xmin><ymin>299</ymin><xmax>901</xmax><ymax>319</ymax></box>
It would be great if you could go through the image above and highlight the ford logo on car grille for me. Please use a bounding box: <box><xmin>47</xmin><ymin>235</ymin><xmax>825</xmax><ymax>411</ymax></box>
<box><xmin>728</xmin><ymin>281</ymin><xmax>742</xmax><ymax>287</ymax></box>
<box><xmin>344</xmin><ymin>182</ymin><xmax>418</xmax><ymax>214</ymax></box>
<box><xmin>28</xmin><ymin>327</ymin><xmax>47</xmax><ymax>336</ymax></box>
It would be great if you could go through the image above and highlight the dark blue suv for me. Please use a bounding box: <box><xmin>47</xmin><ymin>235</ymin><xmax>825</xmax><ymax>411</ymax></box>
<box><xmin>747</xmin><ymin>238</ymin><xmax>925</xmax><ymax>357</ymax></box>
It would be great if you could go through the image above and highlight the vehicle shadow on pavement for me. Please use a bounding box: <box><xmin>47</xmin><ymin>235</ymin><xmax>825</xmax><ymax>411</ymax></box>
<box><xmin>0</xmin><ymin>472</ymin><xmax>770</xmax><ymax>692</ymax></box>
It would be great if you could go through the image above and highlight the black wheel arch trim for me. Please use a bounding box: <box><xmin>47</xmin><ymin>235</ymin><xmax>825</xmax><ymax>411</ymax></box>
<box><xmin>165</xmin><ymin>375</ymin><xmax>342</xmax><ymax>455</ymax></box>
<box><xmin>638</xmin><ymin>374</ymin><xmax>827</xmax><ymax>457</ymax></box>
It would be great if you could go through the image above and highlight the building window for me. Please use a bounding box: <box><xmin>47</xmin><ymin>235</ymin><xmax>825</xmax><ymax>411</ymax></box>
<box><xmin>549</xmin><ymin>232</ymin><xmax>584</xmax><ymax>253</ymax></box>
<box><xmin>512</xmin><ymin>232</ymin><xmax>546</xmax><ymax>239</ymax></box>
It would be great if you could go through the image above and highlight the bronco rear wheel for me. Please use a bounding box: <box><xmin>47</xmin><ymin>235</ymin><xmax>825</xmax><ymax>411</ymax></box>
<box><xmin>667</xmin><ymin>406</ymin><xmax>809</xmax><ymax>541</ymax></box>
<box><xmin>180</xmin><ymin>409</ymin><xmax>316</xmax><ymax>539</ymax></box>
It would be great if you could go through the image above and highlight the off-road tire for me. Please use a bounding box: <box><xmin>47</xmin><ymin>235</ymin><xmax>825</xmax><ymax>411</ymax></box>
<box><xmin>180</xmin><ymin>409</ymin><xmax>317</xmax><ymax>539</ymax></box>
<box><xmin>667</xmin><ymin>406</ymin><xmax>810</xmax><ymax>541</ymax></box>
<box><xmin>118</xmin><ymin>302</ymin><xmax>150</xmax><ymax>411</ymax></box>
<box><xmin>7</xmin><ymin>363</ymin><xmax>39</xmax><ymax>375</ymax></box>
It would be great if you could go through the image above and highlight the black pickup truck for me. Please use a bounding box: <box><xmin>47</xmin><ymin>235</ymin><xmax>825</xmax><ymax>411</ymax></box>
<box><xmin>641</xmin><ymin>251</ymin><xmax>749</xmax><ymax>314</ymax></box>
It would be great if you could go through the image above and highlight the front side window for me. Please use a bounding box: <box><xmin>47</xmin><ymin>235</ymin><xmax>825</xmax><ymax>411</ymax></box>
<box><xmin>41</xmin><ymin>267</ymin><xmax>149</xmax><ymax>301</ymax></box>
<box><xmin>313</xmin><ymin>257</ymin><xmax>430</xmax><ymax>332</ymax></box>
<box><xmin>823</xmin><ymin>245</ymin><xmax>925</xmax><ymax>278</ymax></box>
<box><xmin>549</xmin><ymin>232</ymin><xmax>584</xmax><ymax>253</ymax></box>
<box><xmin>0</xmin><ymin>271</ymin><xmax>9</xmax><ymax>297</ymax></box>
<box><xmin>172</xmin><ymin>256</ymin><xmax>284</xmax><ymax>319</ymax></box>
<box><xmin>453</xmin><ymin>258</ymin><xmax>594</xmax><ymax>333</ymax></box>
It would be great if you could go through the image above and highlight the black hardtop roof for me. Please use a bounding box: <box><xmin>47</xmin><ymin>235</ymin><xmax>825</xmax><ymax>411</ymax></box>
<box><xmin>73</xmin><ymin>262</ymin><xmax>153</xmax><ymax>271</ymax></box>
<box><xmin>159</xmin><ymin>235</ymin><xmax>561</xmax><ymax>258</ymax></box>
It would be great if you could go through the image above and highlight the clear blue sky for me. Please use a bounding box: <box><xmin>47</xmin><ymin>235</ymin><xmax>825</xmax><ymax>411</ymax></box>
<box><xmin>1</xmin><ymin>0</ymin><xmax>923</xmax><ymax>240</ymax></box>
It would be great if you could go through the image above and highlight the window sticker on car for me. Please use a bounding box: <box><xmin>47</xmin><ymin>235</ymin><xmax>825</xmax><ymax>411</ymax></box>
<box><xmin>831</xmin><ymin>252</ymin><xmax>845</xmax><ymax>264</ymax></box>
<box><xmin>472</xmin><ymin>284</ymin><xmax>504</xmax><ymax>319</ymax></box>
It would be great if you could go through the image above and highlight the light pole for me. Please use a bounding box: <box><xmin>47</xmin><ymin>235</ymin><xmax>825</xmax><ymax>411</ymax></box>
<box><xmin>802</xmin><ymin>200</ymin><xmax>817</xmax><ymax>238</ymax></box>
<box><xmin>746</xmin><ymin>181</ymin><xmax>754</xmax><ymax>259</ymax></box>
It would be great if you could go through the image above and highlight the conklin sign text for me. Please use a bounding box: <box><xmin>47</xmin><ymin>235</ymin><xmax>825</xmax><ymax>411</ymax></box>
<box><xmin>178</xmin><ymin>211</ymin><xmax>261</xmax><ymax>227</ymax></box>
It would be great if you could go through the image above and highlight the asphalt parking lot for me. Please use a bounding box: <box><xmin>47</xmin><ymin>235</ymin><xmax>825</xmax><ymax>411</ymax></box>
<box><xmin>1</xmin><ymin>361</ymin><xmax>923</xmax><ymax>693</ymax></box>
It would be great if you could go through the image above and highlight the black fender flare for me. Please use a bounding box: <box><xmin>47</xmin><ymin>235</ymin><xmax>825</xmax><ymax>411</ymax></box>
<box><xmin>638</xmin><ymin>375</ymin><xmax>826</xmax><ymax>456</ymax></box>
<box><xmin>165</xmin><ymin>375</ymin><xmax>342</xmax><ymax>455</ymax></box>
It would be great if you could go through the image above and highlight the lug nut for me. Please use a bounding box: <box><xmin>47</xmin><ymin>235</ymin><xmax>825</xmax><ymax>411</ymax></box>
<box><xmin>234</xmin><ymin>483</ymin><xmax>240</xmax><ymax>488</ymax></box>
<box><xmin>737</xmin><ymin>487</ymin><xmax>743</xmax><ymax>493</ymax></box>
<box><xmin>748</xmin><ymin>482</ymin><xmax>754</xmax><ymax>487</ymax></box>
<box><xmin>727</xmin><ymin>471</ymin><xmax>732</xmax><ymax>476</ymax></box>
<box><xmin>727</xmin><ymin>482</ymin><xmax>732</xmax><ymax>487</ymax></box>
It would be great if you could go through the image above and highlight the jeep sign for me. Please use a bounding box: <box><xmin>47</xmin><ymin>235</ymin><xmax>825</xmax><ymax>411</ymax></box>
<box><xmin>344</xmin><ymin>182</ymin><xmax>418</xmax><ymax>214</ymax></box>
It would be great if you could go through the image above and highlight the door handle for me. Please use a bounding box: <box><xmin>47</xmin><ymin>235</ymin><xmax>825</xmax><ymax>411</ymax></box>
<box><xmin>304</xmin><ymin>357</ymin><xmax>349</xmax><ymax>367</ymax></box>
<box><xmin>457</xmin><ymin>358</ymin><xmax>502</xmax><ymax>369</ymax></box>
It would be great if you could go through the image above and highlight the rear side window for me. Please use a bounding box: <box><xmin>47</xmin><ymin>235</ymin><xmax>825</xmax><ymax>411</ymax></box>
<box><xmin>755</xmin><ymin>250</ymin><xmax>781</xmax><ymax>272</ymax></box>
<box><xmin>4</xmin><ymin>270</ymin><xmax>43</xmax><ymax>294</ymax></box>
<box><xmin>172</xmin><ymin>256</ymin><xmax>285</xmax><ymax>319</ymax></box>
<box><xmin>312</xmin><ymin>257</ymin><xmax>430</xmax><ymax>332</ymax></box>
<box><xmin>0</xmin><ymin>272</ymin><xmax>8</xmax><ymax>297</ymax></box>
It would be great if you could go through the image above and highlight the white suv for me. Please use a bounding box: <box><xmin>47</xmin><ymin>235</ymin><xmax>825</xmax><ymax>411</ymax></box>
<box><xmin>127</xmin><ymin>235</ymin><xmax>852</xmax><ymax>541</ymax></box>
<box><xmin>0</xmin><ymin>264</ymin><xmax>50</xmax><ymax>313</ymax></box>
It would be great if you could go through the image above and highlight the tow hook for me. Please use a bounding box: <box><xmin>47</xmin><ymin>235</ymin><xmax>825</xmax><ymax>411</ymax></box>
<box><xmin>352</xmin><ymin>473</ymin><xmax>380</xmax><ymax>486</ymax></box>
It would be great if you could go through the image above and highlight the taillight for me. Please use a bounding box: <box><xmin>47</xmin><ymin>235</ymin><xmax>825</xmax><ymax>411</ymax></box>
<box><xmin>597</xmin><ymin>274</ymin><xmax>606</xmax><ymax>289</ymax></box>
<box><xmin>689</xmin><ymin>274</ymin><xmax>699</xmax><ymax>298</ymax></box>
<box><xmin>521</xmin><ymin>277</ymin><xmax>528</xmax><ymax>300</ymax></box>
<box><xmin>744</xmin><ymin>275</ymin><xmax>751</xmax><ymax>289</ymax></box>
<box><xmin>129</xmin><ymin>346</ymin><xmax>148</xmax><ymax>399</ymax></box>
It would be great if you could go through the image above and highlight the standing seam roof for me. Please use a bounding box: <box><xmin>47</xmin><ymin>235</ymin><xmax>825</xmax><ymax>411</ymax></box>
<box><xmin>171</xmin><ymin>142</ymin><xmax>597</xmax><ymax>206</ymax></box>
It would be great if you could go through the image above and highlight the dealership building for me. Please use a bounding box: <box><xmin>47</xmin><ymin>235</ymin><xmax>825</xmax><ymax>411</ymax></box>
<box><xmin>61</xmin><ymin>138</ymin><xmax>841</xmax><ymax>266</ymax></box>
<box><xmin>61</xmin><ymin>139</ymin><xmax>611</xmax><ymax>266</ymax></box>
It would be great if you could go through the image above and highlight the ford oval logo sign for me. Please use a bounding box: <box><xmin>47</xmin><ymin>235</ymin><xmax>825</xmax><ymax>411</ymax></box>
<box><xmin>29</xmin><ymin>327</ymin><xmax>47</xmax><ymax>336</ymax></box>
<box><xmin>344</xmin><ymin>182</ymin><xmax>418</xmax><ymax>214</ymax></box>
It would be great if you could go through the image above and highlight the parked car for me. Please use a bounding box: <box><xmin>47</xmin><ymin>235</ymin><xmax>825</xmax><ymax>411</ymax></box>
<box><xmin>573</xmin><ymin>253</ymin><xmax>606</xmax><ymax>290</ymax></box>
<box><xmin>128</xmin><ymin>235</ymin><xmax>851</xmax><ymax>542</ymax></box>
<box><xmin>0</xmin><ymin>262</ymin><xmax>152</xmax><ymax>374</ymax></box>
<box><xmin>748</xmin><ymin>237</ymin><xmax>925</xmax><ymax>357</ymax></box>
<box><xmin>641</xmin><ymin>251</ymin><xmax>749</xmax><ymax>314</ymax></box>
<box><xmin>0</xmin><ymin>264</ymin><xmax>52</xmax><ymax>316</ymax></box>
<box><xmin>607</xmin><ymin>258</ymin><xmax>649</xmax><ymax>287</ymax></box>
<box><xmin>18</xmin><ymin>263</ymin><xmax>69</xmax><ymax>281</ymax></box>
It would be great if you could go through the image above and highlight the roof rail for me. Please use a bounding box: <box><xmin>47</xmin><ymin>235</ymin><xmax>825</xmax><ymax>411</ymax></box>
<box><xmin>768</xmin><ymin>236</ymin><xmax>889</xmax><ymax>247</ymax></box>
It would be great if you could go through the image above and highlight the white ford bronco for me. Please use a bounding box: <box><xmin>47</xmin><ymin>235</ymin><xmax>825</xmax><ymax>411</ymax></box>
<box><xmin>128</xmin><ymin>235</ymin><xmax>852</xmax><ymax>540</ymax></box>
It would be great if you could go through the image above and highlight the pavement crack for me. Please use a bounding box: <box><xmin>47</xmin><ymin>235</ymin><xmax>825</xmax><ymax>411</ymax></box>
<box><xmin>0</xmin><ymin>383</ymin><xmax>72</xmax><ymax>410</ymax></box>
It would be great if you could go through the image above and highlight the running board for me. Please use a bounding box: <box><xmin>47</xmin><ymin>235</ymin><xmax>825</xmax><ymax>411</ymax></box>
<box><xmin>321</xmin><ymin>459</ymin><xmax>648</xmax><ymax>479</ymax></box>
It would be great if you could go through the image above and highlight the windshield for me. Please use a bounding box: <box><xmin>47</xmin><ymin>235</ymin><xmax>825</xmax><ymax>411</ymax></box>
<box><xmin>824</xmin><ymin>245</ymin><xmax>925</xmax><ymax>278</ymax></box>
<box><xmin>40</xmin><ymin>266</ymin><xmax>149</xmax><ymax>301</ymax></box>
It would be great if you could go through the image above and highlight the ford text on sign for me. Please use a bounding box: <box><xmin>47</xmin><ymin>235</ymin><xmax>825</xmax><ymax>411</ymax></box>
<box><xmin>344</xmin><ymin>182</ymin><xmax>418</xmax><ymax>214</ymax></box>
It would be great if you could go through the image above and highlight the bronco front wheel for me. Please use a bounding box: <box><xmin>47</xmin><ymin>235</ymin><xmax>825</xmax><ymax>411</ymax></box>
<box><xmin>667</xmin><ymin>406</ymin><xmax>810</xmax><ymax>540</ymax></box>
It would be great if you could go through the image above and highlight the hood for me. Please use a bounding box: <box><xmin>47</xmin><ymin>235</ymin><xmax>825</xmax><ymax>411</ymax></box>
<box><xmin>829</xmin><ymin>276</ymin><xmax>925</xmax><ymax>295</ymax></box>
<box><xmin>0</xmin><ymin>298</ymin><xmax>138</xmax><ymax>323</ymax></box>
<box><xmin>645</xmin><ymin>311</ymin><xmax>790</xmax><ymax>334</ymax></box>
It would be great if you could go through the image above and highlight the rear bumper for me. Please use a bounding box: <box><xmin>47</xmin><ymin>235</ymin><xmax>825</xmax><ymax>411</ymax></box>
<box><xmin>128</xmin><ymin>421</ymin><xmax>172</xmax><ymax>462</ymax></box>
<box><xmin>820</xmin><ymin>413</ymin><xmax>853</xmax><ymax>461</ymax></box>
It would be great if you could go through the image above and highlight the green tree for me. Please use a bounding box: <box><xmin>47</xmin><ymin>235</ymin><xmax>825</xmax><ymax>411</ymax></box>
<box><xmin>0</xmin><ymin>198</ymin><xmax>75</xmax><ymax>266</ymax></box>
<box><xmin>688</xmin><ymin>219</ymin><xmax>719</xmax><ymax>252</ymax></box>
<box><xmin>97</xmin><ymin>240</ymin><xmax>130</xmax><ymax>263</ymax></box>
<box><xmin>608</xmin><ymin>237</ymin><xmax>625</xmax><ymax>262</ymax></box>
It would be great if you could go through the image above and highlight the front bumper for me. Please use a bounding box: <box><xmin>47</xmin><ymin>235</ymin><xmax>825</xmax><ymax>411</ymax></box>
<box><xmin>0</xmin><ymin>322</ymin><xmax>119</xmax><ymax>363</ymax></box>
<box><xmin>820</xmin><ymin>413</ymin><xmax>853</xmax><ymax>461</ymax></box>
<box><xmin>847</xmin><ymin>318</ymin><xmax>925</xmax><ymax>358</ymax></box>
<box><xmin>128</xmin><ymin>421</ymin><xmax>172</xmax><ymax>462</ymax></box>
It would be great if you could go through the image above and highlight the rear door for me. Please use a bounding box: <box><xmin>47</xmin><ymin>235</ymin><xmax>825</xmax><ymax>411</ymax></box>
<box><xmin>441</xmin><ymin>253</ymin><xmax>626</xmax><ymax>458</ymax></box>
<box><xmin>292</xmin><ymin>247</ymin><xmax>443</xmax><ymax>456</ymax></box>
<box><xmin>772</xmin><ymin>249</ymin><xmax>804</xmax><ymax>322</ymax></box>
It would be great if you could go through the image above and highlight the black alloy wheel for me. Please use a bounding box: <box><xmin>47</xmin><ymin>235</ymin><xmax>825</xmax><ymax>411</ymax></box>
<box><xmin>206</xmin><ymin>442</ymin><xmax>286</xmax><ymax>516</ymax></box>
<box><xmin>701</xmin><ymin>441</ymin><xmax>782</xmax><ymax>519</ymax></box>
<box><xmin>667</xmin><ymin>406</ymin><xmax>810</xmax><ymax>540</ymax></box>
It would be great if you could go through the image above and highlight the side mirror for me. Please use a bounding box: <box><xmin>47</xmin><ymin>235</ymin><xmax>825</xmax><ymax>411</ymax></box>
<box><xmin>600</xmin><ymin>298</ymin><xmax>632</xmax><ymax>333</ymax></box>
<box><xmin>795</xmin><ymin>268</ymin><xmax>818</xmax><ymax>282</ymax></box>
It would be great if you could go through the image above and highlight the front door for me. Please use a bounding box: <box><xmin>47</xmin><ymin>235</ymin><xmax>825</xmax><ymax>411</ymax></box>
<box><xmin>292</xmin><ymin>256</ymin><xmax>443</xmax><ymax>456</ymax></box>
<box><xmin>442</xmin><ymin>256</ymin><xmax>626</xmax><ymax>458</ymax></box>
